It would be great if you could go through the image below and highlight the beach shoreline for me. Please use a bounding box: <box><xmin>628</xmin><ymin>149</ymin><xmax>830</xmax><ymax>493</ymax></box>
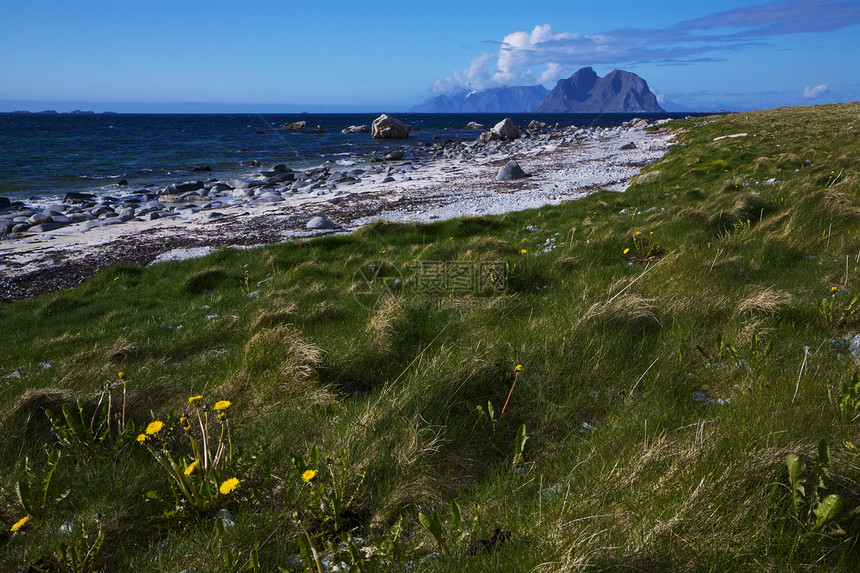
<box><xmin>0</xmin><ymin>121</ymin><xmax>677</xmax><ymax>302</ymax></box>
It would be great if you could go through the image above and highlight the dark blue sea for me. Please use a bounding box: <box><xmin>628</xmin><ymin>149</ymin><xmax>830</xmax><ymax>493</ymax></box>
<box><xmin>0</xmin><ymin>112</ymin><xmax>695</xmax><ymax>205</ymax></box>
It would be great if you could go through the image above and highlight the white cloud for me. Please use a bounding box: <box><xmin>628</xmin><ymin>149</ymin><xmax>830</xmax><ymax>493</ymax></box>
<box><xmin>429</xmin><ymin>1</ymin><xmax>860</xmax><ymax>95</ymax></box>
<box><xmin>803</xmin><ymin>84</ymin><xmax>829</xmax><ymax>98</ymax></box>
<box><xmin>538</xmin><ymin>63</ymin><xmax>564</xmax><ymax>84</ymax></box>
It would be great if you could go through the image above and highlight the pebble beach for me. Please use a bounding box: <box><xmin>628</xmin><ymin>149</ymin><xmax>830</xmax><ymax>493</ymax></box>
<box><xmin>0</xmin><ymin>118</ymin><xmax>677</xmax><ymax>301</ymax></box>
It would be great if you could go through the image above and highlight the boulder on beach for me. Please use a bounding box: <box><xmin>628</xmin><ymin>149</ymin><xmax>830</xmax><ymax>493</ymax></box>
<box><xmin>527</xmin><ymin>120</ymin><xmax>547</xmax><ymax>131</ymax></box>
<box><xmin>465</xmin><ymin>121</ymin><xmax>485</xmax><ymax>130</ymax></box>
<box><xmin>165</xmin><ymin>181</ymin><xmax>204</xmax><ymax>194</ymax></box>
<box><xmin>282</xmin><ymin>121</ymin><xmax>306</xmax><ymax>130</ymax></box>
<box><xmin>491</xmin><ymin>118</ymin><xmax>521</xmax><ymax>140</ymax></box>
<box><xmin>383</xmin><ymin>150</ymin><xmax>405</xmax><ymax>161</ymax></box>
<box><xmin>63</xmin><ymin>192</ymin><xmax>96</xmax><ymax>204</ymax></box>
<box><xmin>496</xmin><ymin>160</ymin><xmax>528</xmax><ymax>181</ymax></box>
<box><xmin>372</xmin><ymin>114</ymin><xmax>410</xmax><ymax>139</ymax></box>
<box><xmin>306</xmin><ymin>215</ymin><xmax>339</xmax><ymax>230</ymax></box>
<box><xmin>341</xmin><ymin>125</ymin><xmax>370</xmax><ymax>134</ymax></box>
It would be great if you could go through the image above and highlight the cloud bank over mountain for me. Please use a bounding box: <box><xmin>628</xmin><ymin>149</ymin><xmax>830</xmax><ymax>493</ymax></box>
<box><xmin>431</xmin><ymin>0</ymin><xmax>860</xmax><ymax>95</ymax></box>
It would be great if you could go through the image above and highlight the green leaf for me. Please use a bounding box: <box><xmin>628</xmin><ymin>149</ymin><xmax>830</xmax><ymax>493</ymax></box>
<box><xmin>513</xmin><ymin>423</ymin><xmax>529</xmax><ymax>470</ymax></box>
<box><xmin>248</xmin><ymin>543</ymin><xmax>260</xmax><ymax>570</ymax></box>
<box><xmin>451</xmin><ymin>500</ymin><xmax>462</xmax><ymax>532</ymax></box>
<box><xmin>418</xmin><ymin>512</ymin><xmax>445</xmax><ymax>548</ymax></box>
<box><xmin>813</xmin><ymin>494</ymin><xmax>843</xmax><ymax>531</ymax></box>
<box><xmin>214</xmin><ymin>516</ymin><xmax>226</xmax><ymax>537</ymax></box>
<box><xmin>297</xmin><ymin>534</ymin><xmax>313</xmax><ymax>566</ymax></box>
<box><xmin>786</xmin><ymin>453</ymin><xmax>806</xmax><ymax>516</ymax></box>
<box><xmin>41</xmin><ymin>449</ymin><xmax>61</xmax><ymax>508</ymax></box>
<box><xmin>62</xmin><ymin>403</ymin><xmax>87</xmax><ymax>439</ymax></box>
<box><xmin>16</xmin><ymin>479</ymin><xmax>34</xmax><ymax>515</ymax></box>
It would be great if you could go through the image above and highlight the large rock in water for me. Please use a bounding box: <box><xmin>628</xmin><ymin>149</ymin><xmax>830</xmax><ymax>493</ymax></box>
<box><xmin>496</xmin><ymin>160</ymin><xmax>528</xmax><ymax>181</ymax></box>
<box><xmin>372</xmin><ymin>114</ymin><xmax>409</xmax><ymax>139</ymax></box>
<box><xmin>283</xmin><ymin>121</ymin><xmax>306</xmax><ymax>130</ymax></box>
<box><xmin>341</xmin><ymin>125</ymin><xmax>370</xmax><ymax>134</ymax></box>
<box><xmin>536</xmin><ymin>67</ymin><xmax>664</xmax><ymax>113</ymax></box>
<box><xmin>491</xmin><ymin>118</ymin><xmax>521</xmax><ymax>140</ymax></box>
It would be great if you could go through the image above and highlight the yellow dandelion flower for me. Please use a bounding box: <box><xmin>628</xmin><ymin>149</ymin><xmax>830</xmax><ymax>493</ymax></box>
<box><xmin>515</xmin><ymin>364</ymin><xmax>522</xmax><ymax>371</ymax></box>
<box><xmin>521</xmin><ymin>249</ymin><xmax>528</xmax><ymax>254</ymax></box>
<box><xmin>136</xmin><ymin>433</ymin><xmax>147</xmax><ymax>444</ymax></box>
<box><xmin>219</xmin><ymin>477</ymin><xmax>240</xmax><ymax>495</ymax></box>
<box><xmin>217</xmin><ymin>412</ymin><xmax>226</xmax><ymax>420</ymax></box>
<box><xmin>381</xmin><ymin>250</ymin><xmax>387</xmax><ymax>254</ymax></box>
<box><xmin>145</xmin><ymin>420</ymin><xmax>164</xmax><ymax>435</ymax></box>
<box><xmin>302</xmin><ymin>469</ymin><xmax>317</xmax><ymax>482</ymax></box>
<box><xmin>188</xmin><ymin>395</ymin><xmax>203</xmax><ymax>405</ymax></box>
<box><xmin>623</xmin><ymin>248</ymin><xmax>630</xmax><ymax>254</ymax></box>
<box><xmin>213</xmin><ymin>400</ymin><xmax>231</xmax><ymax>411</ymax></box>
<box><xmin>635</xmin><ymin>231</ymin><xmax>641</xmax><ymax>236</ymax></box>
<box><xmin>118</xmin><ymin>371</ymin><xmax>125</xmax><ymax>379</ymax></box>
<box><xmin>184</xmin><ymin>460</ymin><xmax>199</xmax><ymax>476</ymax></box>
<box><xmin>11</xmin><ymin>516</ymin><xmax>29</xmax><ymax>532</ymax></box>
<box><xmin>831</xmin><ymin>286</ymin><xmax>839</xmax><ymax>293</ymax></box>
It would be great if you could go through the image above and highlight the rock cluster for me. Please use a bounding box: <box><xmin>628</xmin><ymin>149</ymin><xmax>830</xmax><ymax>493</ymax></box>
<box><xmin>1</xmin><ymin>118</ymin><xmax>662</xmax><ymax>239</ymax></box>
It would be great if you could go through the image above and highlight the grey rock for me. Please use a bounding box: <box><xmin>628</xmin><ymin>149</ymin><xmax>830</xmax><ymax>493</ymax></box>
<box><xmin>191</xmin><ymin>164</ymin><xmax>211</xmax><ymax>172</ymax></box>
<box><xmin>0</xmin><ymin>197</ymin><xmax>11</xmax><ymax>209</ymax></box>
<box><xmin>382</xmin><ymin>176</ymin><xmax>395</xmax><ymax>183</ymax></box>
<box><xmin>496</xmin><ymin>160</ymin><xmax>528</xmax><ymax>181</ymax></box>
<box><xmin>477</xmin><ymin>130</ymin><xmax>501</xmax><ymax>144</ymax></box>
<box><xmin>527</xmin><ymin>119</ymin><xmax>547</xmax><ymax>131</ymax></box>
<box><xmin>371</xmin><ymin>114</ymin><xmax>410</xmax><ymax>139</ymax></box>
<box><xmin>30</xmin><ymin>222</ymin><xmax>68</xmax><ymax>232</ymax></box>
<box><xmin>48</xmin><ymin>214</ymin><xmax>71</xmax><ymax>225</ymax></box>
<box><xmin>63</xmin><ymin>192</ymin><xmax>96</xmax><ymax>204</ymax></box>
<box><xmin>165</xmin><ymin>181</ymin><xmax>204</xmax><ymax>194</ymax></box>
<box><xmin>383</xmin><ymin>150</ymin><xmax>405</xmax><ymax>161</ymax></box>
<box><xmin>619</xmin><ymin>141</ymin><xmax>636</xmax><ymax>150</ymax></box>
<box><xmin>465</xmin><ymin>121</ymin><xmax>485</xmax><ymax>130</ymax></box>
<box><xmin>306</xmin><ymin>215</ymin><xmax>339</xmax><ymax>230</ymax></box>
<box><xmin>209</xmin><ymin>183</ymin><xmax>232</xmax><ymax>194</ymax></box>
<box><xmin>28</xmin><ymin>213</ymin><xmax>53</xmax><ymax>225</ymax></box>
<box><xmin>12</xmin><ymin>223</ymin><xmax>31</xmax><ymax>233</ymax></box>
<box><xmin>341</xmin><ymin>124</ymin><xmax>370</xmax><ymax>134</ymax></box>
<box><xmin>254</xmin><ymin>192</ymin><xmax>284</xmax><ymax>203</ymax></box>
<box><xmin>282</xmin><ymin>121</ymin><xmax>306</xmax><ymax>130</ymax></box>
<box><xmin>491</xmin><ymin>118</ymin><xmax>521</xmax><ymax>140</ymax></box>
<box><xmin>67</xmin><ymin>212</ymin><xmax>96</xmax><ymax>223</ymax></box>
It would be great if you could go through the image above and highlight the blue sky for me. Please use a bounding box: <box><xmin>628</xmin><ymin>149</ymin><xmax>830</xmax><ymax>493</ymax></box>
<box><xmin>1</xmin><ymin>0</ymin><xmax>858</xmax><ymax>112</ymax></box>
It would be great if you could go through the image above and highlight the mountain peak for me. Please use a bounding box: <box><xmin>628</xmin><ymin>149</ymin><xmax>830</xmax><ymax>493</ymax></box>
<box><xmin>536</xmin><ymin>67</ymin><xmax>663</xmax><ymax>113</ymax></box>
<box><xmin>409</xmin><ymin>85</ymin><xmax>549</xmax><ymax>113</ymax></box>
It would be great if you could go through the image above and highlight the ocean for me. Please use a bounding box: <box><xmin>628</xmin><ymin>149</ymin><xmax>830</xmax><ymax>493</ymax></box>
<box><xmin>0</xmin><ymin>112</ymin><xmax>695</xmax><ymax>204</ymax></box>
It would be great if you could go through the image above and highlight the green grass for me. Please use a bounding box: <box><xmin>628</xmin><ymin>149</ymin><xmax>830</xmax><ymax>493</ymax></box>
<box><xmin>2</xmin><ymin>103</ymin><xmax>859</xmax><ymax>571</ymax></box>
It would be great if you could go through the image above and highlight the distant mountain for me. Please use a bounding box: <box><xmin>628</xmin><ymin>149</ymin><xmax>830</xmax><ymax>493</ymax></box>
<box><xmin>535</xmin><ymin>67</ymin><xmax>664</xmax><ymax>113</ymax></box>
<box><xmin>409</xmin><ymin>85</ymin><xmax>549</xmax><ymax>113</ymax></box>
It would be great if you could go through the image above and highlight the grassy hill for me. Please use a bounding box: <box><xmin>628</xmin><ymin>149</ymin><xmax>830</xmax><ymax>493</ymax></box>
<box><xmin>1</xmin><ymin>103</ymin><xmax>859</xmax><ymax>571</ymax></box>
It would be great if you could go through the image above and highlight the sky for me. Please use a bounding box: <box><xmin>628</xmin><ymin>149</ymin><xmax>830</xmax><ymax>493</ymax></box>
<box><xmin>1</xmin><ymin>0</ymin><xmax>858</xmax><ymax>112</ymax></box>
